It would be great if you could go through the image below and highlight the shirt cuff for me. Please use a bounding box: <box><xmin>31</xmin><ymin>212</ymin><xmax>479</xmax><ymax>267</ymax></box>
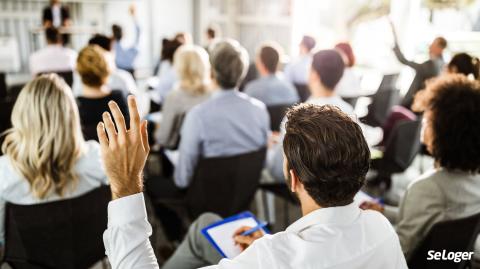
<box><xmin>108</xmin><ymin>193</ymin><xmax>147</xmax><ymax>228</ymax></box>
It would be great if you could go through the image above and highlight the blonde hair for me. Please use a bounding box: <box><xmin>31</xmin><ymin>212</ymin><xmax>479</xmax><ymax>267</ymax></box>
<box><xmin>174</xmin><ymin>45</ymin><xmax>210</xmax><ymax>94</ymax></box>
<box><xmin>77</xmin><ymin>45</ymin><xmax>111</xmax><ymax>88</ymax></box>
<box><xmin>1</xmin><ymin>74</ymin><xmax>85</xmax><ymax>199</ymax></box>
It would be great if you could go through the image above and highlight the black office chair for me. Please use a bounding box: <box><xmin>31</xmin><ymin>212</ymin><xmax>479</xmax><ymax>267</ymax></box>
<box><xmin>163</xmin><ymin>113</ymin><xmax>186</xmax><ymax>150</ymax></box>
<box><xmin>4</xmin><ymin>186</ymin><xmax>111</xmax><ymax>269</ymax></box>
<box><xmin>267</xmin><ymin>104</ymin><xmax>292</xmax><ymax>132</ymax></box>
<box><xmin>370</xmin><ymin>119</ymin><xmax>422</xmax><ymax>189</ymax></box>
<box><xmin>378</xmin><ymin>73</ymin><xmax>400</xmax><ymax>92</ymax></box>
<box><xmin>408</xmin><ymin>212</ymin><xmax>480</xmax><ymax>269</ymax></box>
<box><xmin>293</xmin><ymin>83</ymin><xmax>310</xmax><ymax>102</ymax></box>
<box><xmin>186</xmin><ymin>148</ymin><xmax>267</xmax><ymax>219</ymax></box>
<box><xmin>361</xmin><ymin>88</ymin><xmax>400</xmax><ymax>127</ymax></box>
<box><xmin>38</xmin><ymin>71</ymin><xmax>74</xmax><ymax>88</ymax></box>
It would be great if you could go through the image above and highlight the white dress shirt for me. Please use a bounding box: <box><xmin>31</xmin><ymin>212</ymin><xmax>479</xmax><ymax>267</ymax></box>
<box><xmin>104</xmin><ymin>193</ymin><xmax>408</xmax><ymax>269</ymax></box>
<box><xmin>0</xmin><ymin>141</ymin><xmax>107</xmax><ymax>245</ymax></box>
<box><xmin>29</xmin><ymin>44</ymin><xmax>77</xmax><ymax>75</ymax></box>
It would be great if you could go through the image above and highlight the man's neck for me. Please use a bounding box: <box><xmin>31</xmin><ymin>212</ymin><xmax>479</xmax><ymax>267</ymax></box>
<box><xmin>82</xmin><ymin>85</ymin><xmax>111</xmax><ymax>98</ymax></box>
<box><xmin>310</xmin><ymin>84</ymin><xmax>335</xmax><ymax>99</ymax></box>
<box><xmin>299</xmin><ymin>194</ymin><xmax>322</xmax><ymax>216</ymax></box>
<box><xmin>260</xmin><ymin>71</ymin><xmax>274</xmax><ymax>78</ymax></box>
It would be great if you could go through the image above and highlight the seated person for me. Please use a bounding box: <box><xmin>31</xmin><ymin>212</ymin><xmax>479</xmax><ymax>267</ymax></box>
<box><xmin>445</xmin><ymin>52</ymin><xmax>479</xmax><ymax>80</ymax></box>
<box><xmin>88</xmin><ymin>34</ymin><xmax>138</xmax><ymax>96</ymax></box>
<box><xmin>29</xmin><ymin>27</ymin><xmax>77</xmax><ymax>76</ymax></box>
<box><xmin>244</xmin><ymin>42</ymin><xmax>299</xmax><ymax>106</ymax></box>
<box><xmin>362</xmin><ymin>74</ymin><xmax>480</xmax><ymax>259</ymax></box>
<box><xmin>334</xmin><ymin>42</ymin><xmax>361</xmax><ymax>100</ymax></box>
<box><xmin>284</xmin><ymin>35</ymin><xmax>316</xmax><ymax>85</ymax></box>
<box><xmin>155</xmin><ymin>44</ymin><xmax>212</xmax><ymax>148</ymax></box>
<box><xmin>268</xmin><ymin>49</ymin><xmax>353</xmax><ymax>181</ymax></box>
<box><xmin>174</xmin><ymin>39</ymin><xmax>270</xmax><ymax>188</ymax></box>
<box><xmin>76</xmin><ymin>45</ymin><xmax>129</xmax><ymax>141</ymax></box>
<box><xmin>98</xmin><ymin>98</ymin><xmax>408</xmax><ymax>269</ymax></box>
<box><xmin>0</xmin><ymin>74</ymin><xmax>106</xmax><ymax>249</ymax></box>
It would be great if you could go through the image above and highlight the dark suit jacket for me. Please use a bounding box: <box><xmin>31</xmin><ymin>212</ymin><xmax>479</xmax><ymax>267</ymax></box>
<box><xmin>42</xmin><ymin>5</ymin><xmax>70</xmax><ymax>26</ymax></box>
<box><xmin>393</xmin><ymin>45</ymin><xmax>444</xmax><ymax>109</ymax></box>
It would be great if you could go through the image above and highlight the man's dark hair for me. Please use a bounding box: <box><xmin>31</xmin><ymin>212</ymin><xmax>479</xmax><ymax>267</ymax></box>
<box><xmin>258</xmin><ymin>44</ymin><xmax>280</xmax><ymax>74</ymax></box>
<box><xmin>435</xmin><ymin>36</ymin><xmax>448</xmax><ymax>49</ymax></box>
<box><xmin>160</xmin><ymin>38</ymin><xmax>183</xmax><ymax>63</ymax></box>
<box><xmin>311</xmin><ymin>50</ymin><xmax>345</xmax><ymax>90</ymax></box>
<box><xmin>207</xmin><ymin>25</ymin><xmax>220</xmax><ymax>39</ymax></box>
<box><xmin>45</xmin><ymin>27</ymin><xmax>60</xmax><ymax>44</ymax></box>
<box><xmin>88</xmin><ymin>34</ymin><xmax>113</xmax><ymax>51</ymax></box>
<box><xmin>301</xmin><ymin>35</ymin><xmax>316</xmax><ymax>52</ymax></box>
<box><xmin>112</xmin><ymin>24</ymin><xmax>123</xmax><ymax>41</ymax></box>
<box><xmin>415</xmin><ymin>75</ymin><xmax>480</xmax><ymax>173</ymax></box>
<box><xmin>283</xmin><ymin>104</ymin><xmax>370</xmax><ymax>207</ymax></box>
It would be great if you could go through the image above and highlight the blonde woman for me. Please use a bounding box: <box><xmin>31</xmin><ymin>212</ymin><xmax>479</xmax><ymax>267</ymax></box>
<box><xmin>76</xmin><ymin>45</ymin><xmax>129</xmax><ymax>141</ymax></box>
<box><xmin>0</xmin><ymin>74</ymin><xmax>107</xmax><ymax>246</ymax></box>
<box><xmin>156</xmin><ymin>44</ymin><xmax>212</xmax><ymax>147</ymax></box>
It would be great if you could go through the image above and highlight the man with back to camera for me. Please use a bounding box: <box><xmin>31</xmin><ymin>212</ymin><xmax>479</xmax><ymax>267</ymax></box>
<box><xmin>98</xmin><ymin>98</ymin><xmax>408</xmax><ymax>268</ymax></box>
<box><xmin>284</xmin><ymin>35</ymin><xmax>316</xmax><ymax>85</ymax></box>
<box><xmin>244</xmin><ymin>42</ymin><xmax>300</xmax><ymax>106</ymax></box>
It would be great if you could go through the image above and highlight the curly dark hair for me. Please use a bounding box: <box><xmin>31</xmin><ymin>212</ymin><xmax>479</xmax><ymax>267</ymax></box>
<box><xmin>283</xmin><ymin>104</ymin><xmax>370</xmax><ymax>207</ymax></box>
<box><xmin>415</xmin><ymin>75</ymin><xmax>480</xmax><ymax>172</ymax></box>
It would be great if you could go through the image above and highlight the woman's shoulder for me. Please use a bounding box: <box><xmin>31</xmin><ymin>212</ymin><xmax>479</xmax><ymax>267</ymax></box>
<box><xmin>76</xmin><ymin>141</ymin><xmax>102</xmax><ymax>167</ymax></box>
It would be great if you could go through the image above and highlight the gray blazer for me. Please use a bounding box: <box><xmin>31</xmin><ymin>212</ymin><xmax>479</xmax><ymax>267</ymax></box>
<box><xmin>390</xmin><ymin>168</ymin><xmax>480</xmax><ymax>259</ymax></box>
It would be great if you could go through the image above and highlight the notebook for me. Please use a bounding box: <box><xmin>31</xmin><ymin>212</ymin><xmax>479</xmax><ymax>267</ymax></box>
<box><xmin>201</xmin><ymin>211</ymin><xmax>269</xmax><ymax>259</ymax></box>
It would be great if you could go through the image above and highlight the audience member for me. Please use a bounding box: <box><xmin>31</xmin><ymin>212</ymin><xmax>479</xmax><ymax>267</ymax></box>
<box><xmin>88</xmin><ymin>34</ymin><xmax>137</xmax><ymax>96</ymax></box>
<box><xmin>362</xmin><ymin>75</ymin><xmax>480</xmax><ymax>259</ymax></box>
<box><xmin>244</xmin><ymin>43</ymin><xmax>299</xmax><ymax>106</ymax></box>
<box><xmin>0</xmin><ymin>74</ymin><xmax>107</xmax><ymax>249</ymax></box>
<box><xmin>42</xmin><ymin>0</ymin><xmax>71</xmax><ymax>45</ymax></box>
<box><xmin>155</xmin><ymin>45</ymin><xmax>212</xmax><ymax>148</ymax></box>
<box><xmin>268</xmin><ymin>49</ymin><xmax>353</xmax><ymax>182</ymax></box>
<box><xmin>112</xmin><ymin>4</ymin><xmax>140</xmax><ymax>78</ymax></box>
<box><xmin>99</xmin><ymin>98</ymin><xmax>408</xmax><ymax>268</ymax></box>
<box><xmin>174</xmin><ymin>39</ymin><xmax>270</xmax><ymax>188</ymax></box>
<box><xmin>390</xmin><ymin>21</ymin><xmax>447</xmax><ymax>109</ymax></box>
<box><xmin>284</xmin><ymin>35</ymin><xmax>316</xmax><ymax>85</ymax></box>
<box><xmin>334</xmin><ymin>42</ymin><xmax>361</xmax><ymax>100</ymax></box>
<box><xmin>446</xmin><ymin>52</ymin><xmax>480</xmax><ymax>79</ymax></box>
<box><xmin>152</xmin><ymin>38</ymin><xmax>184</xmax><ymax>104</ymax></box>
<box><xmin>29</xmin><ymin>27</ymin><xmax>76</xmax><ymax>76</ymax></box>
<box><xmin>76</xmin><ymin>45</ymin><xmax>129</xmax><ymax>141</ymax></box>
<box><xmin>175</xmin><ymin>32</ymin><xmax>193</xmax><ymax>45</ymax></box>
<box><xmin>205</xmin><ymin>25</ymin><xmax>221</xmax><ymax>51</ymax></box>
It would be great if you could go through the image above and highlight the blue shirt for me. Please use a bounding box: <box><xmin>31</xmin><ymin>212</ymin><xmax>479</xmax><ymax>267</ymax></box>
<box><xmin>284</xmin><ymin>54</ymin><xmax>312</xmax><ymax>85</ymax></box>
<box><xmin>114</xmin><ymin>22</ymin><xmax>140</xmax><ymax>70</ymax></box>
<box><xmin>174</xmin><ymin>90</ymin><xmax>270</xmax><ymax>188</ymax></box>
<box><xmin>244</xmin><ymin>74</ymin><xmax>299</xmax><ymax>106</ymax></box>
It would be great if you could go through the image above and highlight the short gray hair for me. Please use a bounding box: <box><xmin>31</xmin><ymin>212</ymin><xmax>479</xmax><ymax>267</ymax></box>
<box><xmin>209</xmin><ymin>39</ymin><xmax>249</xmax><ymax>89</ymax></box>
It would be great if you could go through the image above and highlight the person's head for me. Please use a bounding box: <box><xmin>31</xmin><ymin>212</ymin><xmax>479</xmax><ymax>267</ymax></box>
<box><xmin>429</xmin><ymin>37</ymin><xmax>447</xmax><ymax>58</ymax></box>
<box><xmin>50</xmin><ymin>0</ymin><xmax>60</xmax><ymax>5</ymax></box>
<box><xmin>447</xmin><ymin>53</ymin><xmax>480</xmax><ymax>80</ymax></box>
<box><xmin>414</xmin><ymin>75</ymin><xmax>480</xmax><ymax>173</ymax></box>
<box><xmin>335</xmin><ymin>42</ymin><xmax>355</xmax><ymax>67</ymax></box>
<box><xmin>309</xmin><ymin>50</ymin><xmax>345</xmax><ymax>92</ymax></box>
<box><xmin>174</xmin><ymin>32</ymin><xmax>192</xmax><ymax>44</ymax></box>
<box><xmin>77</xmin><ymin>45</ymin><xmax>111</xmax><ymax>88</ymax></box>
<box><xmin>112</xmin><ymin>24</ymin><xmax>123</xmax><ymax>41</ymax></box>
<box><xmin>282</xmin><ymin>104</ymin><xmax>370</xmax><ymax>208</ymax></box>
<box><xmin>161</xmin><ymin>38</ymin><xmax>183</xmax><ymax>63</ymax></box>
<box><xmin>88</xmin><ymin>34</ymin><xmax>113</xmax><ymax>52</ymax></box>
<box><xmin>45</xmin><ymin>27</ymin><xmax>60</xmax><ymax>45</ymax></box>
<box><xmin>209</xmin><ymin>39</ymin><xmax>249</xmax><ymax>89</ymax></box>
<box><xmin>299</xmin><ymin>35</ymin><xmax>316</xmax><ymax>54</ymax></box>
<box><xmin>206</xmin><ymin>25</ymin><xmax>220</xmax><ymax>41</ymax></box>
<box><xmin>255</xmin><ymin>42</ymin><xmax>282</xmax><ymax>76</ymax></box>
<box><xmin>1</xmin><ymin>74</ymin><xmax>85</xmax><ymax>199</ymax></box>
<box><xmin>174</xmin><ymin>44</ymin><xmax>211</xmax><ymax>95</ymax></box>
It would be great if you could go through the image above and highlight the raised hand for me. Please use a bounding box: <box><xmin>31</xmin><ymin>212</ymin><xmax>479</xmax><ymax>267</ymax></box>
<box><xmin>97</xmin><ymin>96</ymin><xmax>150</xmax><ymax>200</ymax></box>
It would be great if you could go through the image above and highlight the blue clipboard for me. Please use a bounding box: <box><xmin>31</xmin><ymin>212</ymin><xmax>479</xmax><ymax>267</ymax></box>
<box><xmin>201</xmin><ymin>211</ymin><xmax>269</xmax><ymax>258</ymax></box>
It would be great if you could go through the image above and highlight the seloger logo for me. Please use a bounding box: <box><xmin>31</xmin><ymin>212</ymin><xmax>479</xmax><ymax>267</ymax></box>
<box><xmin>427</xmin><ymin>250</ymin><xmax>474</xmax><ymax>263</ymax></box>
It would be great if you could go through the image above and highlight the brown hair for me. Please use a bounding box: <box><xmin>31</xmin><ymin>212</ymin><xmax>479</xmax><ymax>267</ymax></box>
<box><xmin>283</xmin><ymin>104</ymin><xmax>370</xmax><ymax>207</ymax></box>
<box><xmin>77</xmin><ymin>45</ymin><xmax>111</xmax><ymax>88</ymax></box>
<box><xmin>258</xmin><ymin>43</ymin><xmax>281</xmax><ymax>74</ymax></box>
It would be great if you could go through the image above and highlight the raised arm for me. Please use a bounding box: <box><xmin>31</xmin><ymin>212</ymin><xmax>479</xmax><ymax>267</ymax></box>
<box><xmin>389</xmin><ymin>20</ymin><xmax>422</xmax><ymax>70</ymax></box>
<box><xmin>98</xmin><ymin>96</ymin><xmax>159</xmax><ymax>269</ymax></box>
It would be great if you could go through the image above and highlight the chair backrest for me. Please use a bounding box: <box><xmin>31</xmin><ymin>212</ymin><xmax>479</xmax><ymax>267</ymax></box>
<box><xmin>38</xmin><ymin>71</ymin><xmax>74</xmax><ymax>88</ymax></box>
<box><xmin>4</xmin><ymin>185</ymin><xmax>111</xmax><ymax>269</ymax></box>
<box><xmin>408</xmin><ymin>212</ymin><xmax>480</xmax><ymax>269</ymax></box>
<box><xmin>362</xmin><ymin>89</ymin><xmax>400</xmax><ymax>127</ymax></box>
<box><xmin>293</xmin><ymin>83</ymin><xmax>310</xmax><ymax>103</ymax></box>
<box><xmin>266</xmin><ymin>104</ymin><xmax>291</xmax><ymax>132</ymax></box>
<box><xmin>378</xmin><ymin>73</ymin><xmax>399</xmax><ymax>92</ymax></box>
<box><xmin>186</xmin><ymin>148</ymin><xmax>267</xmax><ymax>219</ymax></box>
<box><xmin>164</xmin><ymin>113</ymin><xmax>186</xmax><ymax>150</ymax></box>
<box><xmin>382</xmin><ymin>119</ymin><xmax>422</xmax><ymax>173</ymax></box>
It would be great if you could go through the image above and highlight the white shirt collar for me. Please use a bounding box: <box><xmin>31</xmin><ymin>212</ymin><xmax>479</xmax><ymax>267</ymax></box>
<box><xmin>286</xmin><ymin>202</ymin><xmax>360</xmax><ymax>233</ymax></box>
